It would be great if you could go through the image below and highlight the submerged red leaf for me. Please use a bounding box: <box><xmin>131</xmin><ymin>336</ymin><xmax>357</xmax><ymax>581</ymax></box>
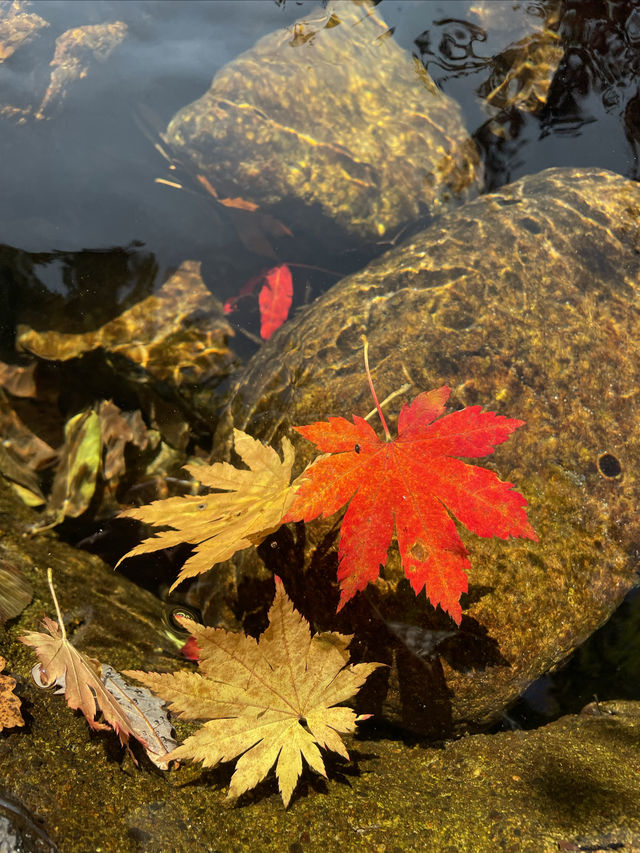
<box><xmin>223</xmin><ymin>269</ymin><xmax>265</xmax><ymax>314</ymax></box>
<box><xmin>259</xmin><ymin>265</ymin><xmax>293</xmax><ymax>339</ymax></box>
<box><xmin>283</xmin><ymin>387</ymin><xmax>537</xmax><ymax>623</ymax></box>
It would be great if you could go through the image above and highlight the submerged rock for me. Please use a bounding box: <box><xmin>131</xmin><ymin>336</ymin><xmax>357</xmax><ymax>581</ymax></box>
<box><xmin>213</xmin><ymin>166</ymin><xmax>640</xmax><ymax>735</ymax></box>
<box><xmin>17</xmin><ymin>260</ymin><xmax>235</xmax><ymax>390</ymax></box>
<box><xmin>0</xmin><ymin>1</ymin><xmax>48</xmax><ymax>64</ymax></box>
<box><xmin>35</xmin><ymin>20</ymin><xmax>127</xmax><ymax>119</ymax></box>
<box><xmin>166</xmin><ymin>1</ymin><xmax>482</xmax><ymax>248</ymax></box>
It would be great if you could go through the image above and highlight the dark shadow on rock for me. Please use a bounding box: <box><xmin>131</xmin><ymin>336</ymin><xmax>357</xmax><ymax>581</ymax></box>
<box><xmin>257</xmin><ymin>524</ymin><xmax>510</xmax><ymax>738</ymax></box>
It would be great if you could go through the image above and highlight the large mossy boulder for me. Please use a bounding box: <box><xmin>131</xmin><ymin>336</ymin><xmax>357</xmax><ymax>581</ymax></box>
<box><xmin>212</xmin><ymin>166</ymin><xmax>640</xmax><ymax>735</ymax></box>
<box><xmin>165</xmin><ymin>1</ymin><xmax>482</xmax><ymax>248</ymax></box>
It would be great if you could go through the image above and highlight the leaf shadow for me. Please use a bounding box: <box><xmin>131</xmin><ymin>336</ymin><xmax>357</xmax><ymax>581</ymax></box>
<box><xmin>258</xmin><ymin>524</ymin><xmax>510</xmax><ymax>739</ymax></box>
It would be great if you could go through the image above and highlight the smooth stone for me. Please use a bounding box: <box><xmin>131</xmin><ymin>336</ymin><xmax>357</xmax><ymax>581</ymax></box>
<box><xmin>165</xmin><ymin>1</ymin><xmax>482</xmax><ymax>247</ymax></box>
<box><xmin>212</xmin><ymin>166</ymin><xmax>640</xmax><ymax>735</ymax></box>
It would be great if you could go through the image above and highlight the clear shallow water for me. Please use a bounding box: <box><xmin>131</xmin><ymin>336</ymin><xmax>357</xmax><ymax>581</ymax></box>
<box><xmin>3</xmin><ymin>1</ymin><xmax>639</xmax><ymax>282</ymax></box>
<box><xmin>2</xmin><ymin>0</ymin><xmax>640</xmax><ymax>726</ymax></box>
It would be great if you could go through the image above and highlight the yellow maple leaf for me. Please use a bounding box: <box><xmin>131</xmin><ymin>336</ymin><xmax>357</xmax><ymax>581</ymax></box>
<box><xmin>125</xmin><ymin>579</ymin><xmax>383</xmax><ymax>806</ymax></box>
<box><xmin>117</xmin><ymin>429</ymin><xmax>300</xmax><ymax>591</ymax></box>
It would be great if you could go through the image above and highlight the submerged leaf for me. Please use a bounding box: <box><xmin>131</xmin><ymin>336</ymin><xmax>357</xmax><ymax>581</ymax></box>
<box><xmin>126</xmin><ymin>578</ymin><xmax>382</xmax><ymax>806</ymax></box>
<box><xmin>118</xmin><ymin>428</ymin><xmax>302</xmax><ymax>591</ymax></box>
<box><xmin>259</xmin><ymin>265</ymin><xmax>293</xmax><ymax>340</ymax></box>
<box><xmin>99</xmin><ymin>400</ymin><xmax>149</xmax><ymax>481</ymax></box>
<box><xmin>31</xmin><ymin>408</ymin><xmax>101</xmax><ymax>530</ymax></box>
<box><xmin>0</xmin><ymin>387</ymin><xmax>56</xmax><ymax>506</ymax></box>
<box><xmin>0</xmin><ymin>559</ymin><xmax>33</xmax><ymax>626</ymax></box>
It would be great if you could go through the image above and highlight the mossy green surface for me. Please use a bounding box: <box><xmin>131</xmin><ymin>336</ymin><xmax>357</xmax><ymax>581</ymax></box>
<box><xmin>1</xmin><ymin>473</ymin><xmax>639</xmax><ymax>851</ymax></box>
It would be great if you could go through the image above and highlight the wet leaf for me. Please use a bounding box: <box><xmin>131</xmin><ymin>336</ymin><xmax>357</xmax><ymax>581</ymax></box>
<box><xmin>20</xmin><ymin>616</ymin><xmax>136</xmax><ymax>742</ymax></box>
<box><xmin>0</xmin><ymin>388</ymin><xmax>56</xmax><ymax>506</ymax></box>
<box><xmin>224</xmin><ymin>264</ymin><xmax>294</xmax><ymax>338</ymax></box>
<box><xmin>284</xmin><ymin>343</ymin><xmax>537</xmax><ymax>623</ymax></box>
<box><xmin>100</xmin><ymin>665</ymin><xmax>176</xmax><ymax>769</ymax></box>
<box><xmin>118</xmin><ymin>428</ymin><xmax>302</xmax><ymax>592</ymax></box>
<box><xmin>98</xmin><ymin>400</ymin><xmax>150</xmax><ymax>481</ymax></box>
<box><xmin>0</xmin><ymin>444</ymin><xmax>46</xmax><ymax>506</ymax></box>
<box><xmin>19</xmin><ymin>569</ymin><xmax>176</xmax><ymax>762</ymax></box>
<box><xmin>259</xmin><ymin>265</ymin><xmax>293</xmax><ymax>340</ymax></box>
<box><xmin>126</xmin><ymin>578</ymin><xmax>382</xmax><ymax>806</ymax></box>
<box><xmin>0</xmin><ymin>656</ymin><xmax>24</xmax><ymax>732</ymax></box>
<box><xmin>33</xmin><ymin>408</ymin><xmax>101</xmax><ymax>529</ymax></box>
<box><xmin>0</xmin><ymin>388</ymin><xmax>57</xmax><ymax>471</ymax></box>
<box><xmin>0</xmin><ymin>360</ymin><xmax>38</xmax><ymax>397</ymax></box>
<box><xmin>0</xmin><ymin>559</ymin><xmax>33</xmax><ymax>626</ymax></box>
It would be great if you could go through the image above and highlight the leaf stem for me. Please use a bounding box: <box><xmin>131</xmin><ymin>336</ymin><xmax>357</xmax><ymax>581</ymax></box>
<box><xmin>47</xmin><ymin>567</ymin><xmax>66</xmax><ymax>641</ymax></box>
<box><xmin>362</xmin><ymin>336</ymin><xmax>391</xmax><ymax>441</ymax></box>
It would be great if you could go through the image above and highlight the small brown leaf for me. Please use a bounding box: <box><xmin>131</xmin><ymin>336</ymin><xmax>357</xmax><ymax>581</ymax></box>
<box><xmin>98</xmin><ymin>400</ymin><xmax>149</xmax><ymax>481</ymax></box>
<box><xmin>0</xmin><ymin>656</ymin><xmax>24</xmax><ymax>732</ymax></box>
<box><xmin>18</xmin><ymin>568</ymin><xmax>170</xmax><ymax>760</ymax></box>
<box><xmin>20</xmin><ymin>616</ymin><xmax>135</xmax><ymax>742</ymax></box>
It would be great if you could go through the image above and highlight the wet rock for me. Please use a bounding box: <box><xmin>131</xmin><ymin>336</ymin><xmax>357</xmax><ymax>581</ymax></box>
<box><xmin>17</xmin><ymin>260</ymin><xmax>235</xmax><ymax>390</ymax></box>
<box><xmin>477</xmin><ymin>27</ymin><xmax>563</xmax><ymax>115</ymax></box>
<box><xmin>0</xmin><ymin>1</ymin><xmax>48</xmax><ymax>64</ymax></box>
<box><xmin>35</xmin><ymin>20</ymin><xmax>127</xmax><ymax>119</ymax></box>
<box><xmin>166</xmin><ymin>1</ymin><xmax>482</xmax><ymax>248</ymax></box>
<box><xmin>416</xmin><ymin>1</ymin><xmax>563</xmax><ymax>116</ymax></box>
<box><xmin>1</xmin><ymin>445</ymin><xmax>638</xmax><ymax>850</ymax></box>
<box><xmin>213</xmin><ymin>166</ymin><xmax>640</xmax><ymax>735</ymax></box>
<box><xmin>3</xmin><ymin>539</ymin><xmax>640</xmax><ymax>853</ymax></box>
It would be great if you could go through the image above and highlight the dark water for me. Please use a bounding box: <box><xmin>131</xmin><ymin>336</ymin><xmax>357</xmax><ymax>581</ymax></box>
<box><xmin>2</xmin><ymin>0</ymin><xmax>640</xmax><ymax>726</ymax></box>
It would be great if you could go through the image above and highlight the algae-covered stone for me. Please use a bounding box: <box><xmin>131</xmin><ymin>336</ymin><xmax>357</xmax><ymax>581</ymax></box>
<box><xmin>166</xmin><ymin>1</ymin><xmax>482</xmax><ymax>246</ymax></box>
<box><xmin>214</xmin><ymin>166</ymin><xmax>640</xmax><ymax>734</ymax></box>
<box><xmin>0</xmin><ymin>1</ymin><xmax>48</xmax><ymax>64</ymax></box>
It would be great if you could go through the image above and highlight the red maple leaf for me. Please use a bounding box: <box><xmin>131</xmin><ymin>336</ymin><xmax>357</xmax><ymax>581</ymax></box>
<box><xmin>283</xmin><ymin>346</ymin><xmax>537</xmax><ymax>623</ymax></box>
<box><xmin>258</xmin><ymin>265</ymin><xmax>293</xmax><ymax>339</ymax></box>
<box><xmin>224</xmin><ymin>264</ymin><xmax>293</xmax><ymax>340</ymax></box>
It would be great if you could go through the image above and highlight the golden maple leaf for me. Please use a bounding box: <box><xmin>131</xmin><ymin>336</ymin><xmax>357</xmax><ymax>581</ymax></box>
<box><xmin>125</xmin><ymin>579</ymin><xmax>383</xmax><ymax>806</ymax></box>
<box><xmin>117</xmin><ymin>429</ymin><xmax>300</xmax><ymax>591</ymax></box>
